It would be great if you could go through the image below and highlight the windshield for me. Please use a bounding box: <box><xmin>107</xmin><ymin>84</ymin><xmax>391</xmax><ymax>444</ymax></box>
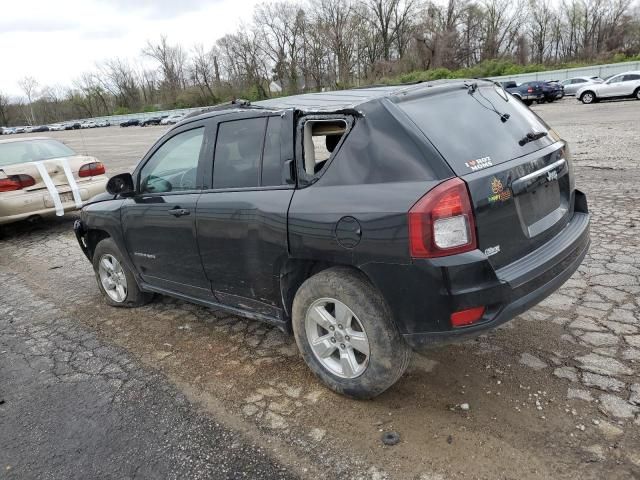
<box><xmin>397</xmin><ymin>83</ymin><xmax>555</xmax><ymax>175</ymax></box>
<box><xmin>0</xmin><ymin>139</ymin><xmax>76</xmax><ymax>167</ymax></box>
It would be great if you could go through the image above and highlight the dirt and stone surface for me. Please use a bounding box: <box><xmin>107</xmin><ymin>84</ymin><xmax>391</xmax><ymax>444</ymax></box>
<box><xmin>2</xmin><ymin>99</ymin><xmax>640</xmax><ymax>479</ymax></box>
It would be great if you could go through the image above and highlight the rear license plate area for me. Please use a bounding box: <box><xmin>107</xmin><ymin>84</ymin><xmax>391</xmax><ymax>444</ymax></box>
<box><xmin>44</xmin><ymin>191</ymin><xmax>74</xmax><ymax>207</ymax></box>
<box><xmin>516</xmin><ymin>181</ymin><xmax>568</xmax><ymax>238</ymax></box>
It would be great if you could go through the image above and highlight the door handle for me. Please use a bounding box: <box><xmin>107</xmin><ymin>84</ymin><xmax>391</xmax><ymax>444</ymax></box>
<box><xmin>168</xmin><ymin>207</ymin><xmax>190</xmax><ymax>217</ymax></box>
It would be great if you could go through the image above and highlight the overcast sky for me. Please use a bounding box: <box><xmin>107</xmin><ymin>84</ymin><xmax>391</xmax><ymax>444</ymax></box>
<box><xmin>0</xmin><ymin>0</ymin><xmax>270</xmax><ymax>98</ymax></box>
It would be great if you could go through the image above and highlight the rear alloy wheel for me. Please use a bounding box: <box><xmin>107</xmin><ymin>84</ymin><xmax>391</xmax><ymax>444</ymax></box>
<box><xmin>581</xmin><ymin>91</ymin><xmax>595</xmax><ymax>104</ymax></box>
<box><xmin>292</xmin><ymin>267</ymin><xmax>411</xmax><ymax>399</ymax></box>
<box><xmin>93</xmin><ymin>238</ymin><xmax>153</xmax><ymax>307</ymax></box>
<box><xmin>634</xmin><ymin>88</ymin><xmax>640</xmax><ymax>100</ymax></box>
<box><xmin>305</xmin><ymin>298</ymin><xmax>370</xmax><ymax>379</ymax></box>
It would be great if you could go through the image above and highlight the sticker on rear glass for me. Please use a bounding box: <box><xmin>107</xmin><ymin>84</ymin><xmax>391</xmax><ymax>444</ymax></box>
<box><xmin>488</xmin><ymin>177</ymin><xmax>512</xmax><ymax>204</ymax></box>
<box><xmin>465</xmin><ymin>156</ymin><xmax>493</xmax><ymax>172</ymax></box>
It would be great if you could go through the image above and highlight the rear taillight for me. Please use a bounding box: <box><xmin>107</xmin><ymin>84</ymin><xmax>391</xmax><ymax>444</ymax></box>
<box><xmin>79</xmin><ymin>162</ymin><xmax>106</xmax><ymax>177</ymax></box>
<box><xmin>527</xmin><ymin>87</ymin><xmax>533</xmax><ymax>93</ymax></box>
<box><xmin>408</xmin><ymin>178</ymin><xmax>477</xmax><ymax>258</ymax></box>
<box><xmin>0</xmin><ymin>174</ymin><xmax>36</xmax><ymax>192</ymax></box>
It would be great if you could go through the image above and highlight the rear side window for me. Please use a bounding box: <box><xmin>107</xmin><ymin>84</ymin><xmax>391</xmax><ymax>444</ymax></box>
<box><xmin>261</xmin><ymin>117</ymin><xmax>283</xmax><ymax>186</ymax></box>
<box><xmin>623</xmin><ymin>74</ymin><xmax>640</xmax><ymax>81</ymax></box>
<box><xmin>213</xmin><ymin>118</ymin><xmax>267</xmax><ymax>189</ymax></box>
<box><xmin>397</xmin><ymin>85</ymin><xmax>554</xmax><ymax>175</ymax></box>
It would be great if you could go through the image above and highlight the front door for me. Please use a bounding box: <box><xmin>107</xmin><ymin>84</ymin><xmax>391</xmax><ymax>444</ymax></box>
<box><xmin>122</xmin><ymin>124</ymin><xmax>213</xmax><ymax>298</ymax></box>
<box><xmin>196</xmin><ymin>113</ymin><xmax>295</xmax><ymax>319</ymax></box>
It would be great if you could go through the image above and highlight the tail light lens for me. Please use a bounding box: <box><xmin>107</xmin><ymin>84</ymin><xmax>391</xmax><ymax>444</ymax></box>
<box><xmin>0</xmin><ymin>174</ymin><xmax>36</xmax><ymax>192</ymax></box>
<box><xmin>527</xmin><ymin>87</ymin><xmax>533</xmax><ymax>93</ymax></box>
<box><xmin>408</xmin><ymin>178</ymin><xmax>477</xmax><ymax>258</ymax></box>
<box><xmin>79</xmin><ymin>162</ymin><xmax>106</xmax><ymax>177</ymax></box>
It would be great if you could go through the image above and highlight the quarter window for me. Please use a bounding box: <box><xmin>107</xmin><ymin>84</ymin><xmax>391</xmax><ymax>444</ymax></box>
<box><xmin>140</xmin><ymin>127</ymin><xmax>204</xmax><ymax>194</ymax></box>
<box><xmin>302</xmin><ymin>119</ymin><xmax>347</xmax><ymax>175</ymax></box>
<box><xmin>213</xmin><ymin>118</ymin><xmax>267</xmax><ymax>189</ymax></box>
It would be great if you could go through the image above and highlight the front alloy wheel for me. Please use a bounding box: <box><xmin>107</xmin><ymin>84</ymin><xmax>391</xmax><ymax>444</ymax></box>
<box><xmin>305</xmin><ymin>298</ymin><xmax>370</xmax><ymax>379</ymax></box>
<box><xmin>581</xmin><ymin>92</ymin><xmax>595</xmax><ymax>104</ymax></box>
<box><xmin>98</xmin><ymin>254</ymin><xmax>128</xmax><ymax>303</ymax></box>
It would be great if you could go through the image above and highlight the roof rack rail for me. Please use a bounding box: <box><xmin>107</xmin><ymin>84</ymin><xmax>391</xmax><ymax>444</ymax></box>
<box><xmin>181</xmin><ymin>98</ymin><xmax>262</xmax><ymax>120</ymax></box>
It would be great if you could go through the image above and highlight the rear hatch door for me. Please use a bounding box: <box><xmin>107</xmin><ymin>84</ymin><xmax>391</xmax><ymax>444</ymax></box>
<box><xmin>396</xmin><ymin>82</ymin><xmax>574</xmax><ymax>268</ymax></box>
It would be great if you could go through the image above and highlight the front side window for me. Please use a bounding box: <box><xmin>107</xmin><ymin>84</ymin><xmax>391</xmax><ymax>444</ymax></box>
<box><xmin>140</xmin><ymin>127</ymin><xmax>204</xmax><ymax>194</ymax></box>
<box><xmin>213</xmin><ymin>118</ymin><xmax>267</xmax><ymax>189</ymax></box>
<box><xmin>607</xmin><ymin>75</ymin><xmax>623</xmax><ymax>84</ymax></box>
<box><xmin>572</xmin><ymin>79</ymin><xmax>586</xmax><ymax>84</ymax></box>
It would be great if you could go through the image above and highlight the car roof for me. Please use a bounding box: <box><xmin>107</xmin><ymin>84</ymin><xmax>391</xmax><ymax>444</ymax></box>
<box><xmin>0</xmin><ymin>136</ymin><xmax>52</xmax><ymax>145</ymax></box>
<box><xmin>182</xmin><ymin>80</ymin><xmax>476</xmax><ymax>124</ymax></box>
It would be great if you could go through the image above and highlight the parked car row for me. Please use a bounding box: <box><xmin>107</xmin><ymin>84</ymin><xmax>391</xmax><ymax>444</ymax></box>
<box><xmin>0</xmin><ymin>120</ymin><xmax>112</xmax><ymax>135</ymax></box>
<box><xmin>501</xmin><ymin>80</ymin><xmax>565</xmax><ymax>105</ymax></box>
<box><xmin>500</xmin><ymin>70</ymin><xmax>640</xmax><ymax>106</ymax></box>
<box><xmin>120</xmin><ymin>113</ymin><xmax>185</xmax><ymax>128</ymax></box>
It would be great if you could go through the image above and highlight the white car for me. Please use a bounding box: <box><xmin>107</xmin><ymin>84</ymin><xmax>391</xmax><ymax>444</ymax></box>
<box><xmin>560</xmin><ymin>76</ymin><xmax>603</xmax><ymax>96</ymax></box>
<box><xmin>0</xmin><ymin>137</ymin><xmax>108</xmax><ymax>225</ymax></box>
<box><xmin>48</xmin><ymin>124</ymin><xmax>65</xmax><ymax>131</ymax></box>
<box><xmin>161</xmin><ymin>114</ymin><xmax>185</xmax><ymax>125</ymax></box>
<box><xmin>576</xmin><ymin>71</ymin><xmax>640</xmax><ymax>104</ymax></box>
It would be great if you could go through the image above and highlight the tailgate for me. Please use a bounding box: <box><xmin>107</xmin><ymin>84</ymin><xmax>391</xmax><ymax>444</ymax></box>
<box><xmin>396</xmin><ymin>82</ymin><xmax>575</xmax><ymax>268</ymax></box>
<box><xmin>463</xmin><ymin>143</ymin><xmax>573</xmax><ymax>268</ymax></box>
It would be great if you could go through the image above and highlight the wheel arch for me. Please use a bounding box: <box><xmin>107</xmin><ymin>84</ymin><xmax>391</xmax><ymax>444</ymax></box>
<box><xmin>86</xmin><ymin>229</ymin><xmax>111</xmax><ymax>260</ymax></box>
<box><xmin>279</xmin><ymin>259</ymin><xmax>379</xmax><ymax>330</ymax></box>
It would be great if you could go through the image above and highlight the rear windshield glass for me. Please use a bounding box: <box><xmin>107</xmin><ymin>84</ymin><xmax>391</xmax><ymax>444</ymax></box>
<box><xmin>397</xmin><ymin>84</ymin><xmax>555</xmax><ymax>175</ymax></box>
<box><xmin>0</xmin><ymin>139</ymin><xmax>76</xmax><ymax>167</ymax></box>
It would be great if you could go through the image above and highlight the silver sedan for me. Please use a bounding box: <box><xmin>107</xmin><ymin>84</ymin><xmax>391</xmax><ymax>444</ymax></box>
<box><xmin>560</xmin><ymin>76</ymin><xmax>603</xmax><ymax>96</ymax></box>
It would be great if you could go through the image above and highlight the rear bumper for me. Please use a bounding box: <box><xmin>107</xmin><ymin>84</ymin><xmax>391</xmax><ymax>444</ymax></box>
<box><xmin>363</xmin><ymin>191</ymin><xmax>590</xmax><ymax>351</ymax></box>
<box><xmin>0</xmin><ymin>178</ymin><xmax>107</xmax><ymax>225</ymax></box>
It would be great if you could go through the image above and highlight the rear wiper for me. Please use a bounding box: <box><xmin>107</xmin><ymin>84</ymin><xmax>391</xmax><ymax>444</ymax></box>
<box><xmin>519</xmin><ymin>131</ymin><xmax>548</xmax><ymax>146</ymax></box>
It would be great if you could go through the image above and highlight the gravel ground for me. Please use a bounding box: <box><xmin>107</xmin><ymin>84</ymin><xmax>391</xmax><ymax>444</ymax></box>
<box><xmin>2</xmin><ymin>98</ymin><xmax>640</xmax><ymax>479</ymax></box>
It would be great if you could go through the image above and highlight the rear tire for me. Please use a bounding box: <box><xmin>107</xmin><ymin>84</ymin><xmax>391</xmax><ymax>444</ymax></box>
<box><xmin>523</xmin><ymin>99</ymin><xmax>533</xmax><ymax>106</ymax></box>
<box><xmin>634</xmin><ymin>88</ymin><xmax>640</xmax><ymax>100</ymax></box>
<box><xmin>93</xmin><ymin>238</ymin><xmax>153</xmax><ymax>308</ymax></box>
<box><xmin>292</xmin><ymin>267</ymin><xmax>411</xmax><ymax>399</ymax></box>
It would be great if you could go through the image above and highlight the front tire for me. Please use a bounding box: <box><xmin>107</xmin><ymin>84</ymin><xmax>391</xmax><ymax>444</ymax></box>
<box><xmin>634</xmin><ymin>88</ymin><xmax>640</xmax><ymax>100</ymax></box>
<box><xmin>93</xmin><ymin>238</ymin><xmax>153</xmax><ymax>307</ymax></box>
<box><xmin>292</xmin><ymin>267</ymin><xmax>411</xmax><ymax>399</ymax></box>
<box><xmin>581</xmin><ymin>91</ymin><xmax>596</xmax><ymax>104</ymax></box>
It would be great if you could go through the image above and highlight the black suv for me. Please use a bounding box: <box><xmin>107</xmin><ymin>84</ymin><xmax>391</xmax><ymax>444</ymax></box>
<box><xmin>74</xmin><ymin>81</ymin><xmax>590</xmax><ymax>398</ymax></box>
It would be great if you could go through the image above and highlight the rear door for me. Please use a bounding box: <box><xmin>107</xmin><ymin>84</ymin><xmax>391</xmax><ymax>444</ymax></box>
<box><xmin>196</xmin><ymin>111</ymin><xmax>295</xmax><ymax>318</ymax></box>
<box><xmin>621</xmin><ymin>74</ymin><xmax>640</xmax><ymax>95</ymax></box>
<box><xmin>396</xmin><ymin>83</ymin><xmax>574</xmax><ymax>269</ymax></box>
<box><xmin>121</xmin><ymin>122</ymin><xmax>213</xmax><ymax>298</ymax></box>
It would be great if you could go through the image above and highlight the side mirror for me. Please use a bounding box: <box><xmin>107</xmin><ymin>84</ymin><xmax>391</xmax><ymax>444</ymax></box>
<box><xmin>106</xmin><ymin>173</ymin><xmax>134</xmax><ymax>196</ymax></box>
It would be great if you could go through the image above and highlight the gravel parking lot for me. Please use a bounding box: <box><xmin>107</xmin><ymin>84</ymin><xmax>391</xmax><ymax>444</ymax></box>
<box><xmin>2</xmin><ymin>98</ymin><xmax>640</xmax><ymax>479</ymax></box>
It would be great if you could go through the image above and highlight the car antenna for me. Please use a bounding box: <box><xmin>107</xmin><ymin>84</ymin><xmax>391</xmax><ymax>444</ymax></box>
<box><xmin>465</xmin><ymin>82</ymin><xmax>510</xmax><ymax>123</ymax></box>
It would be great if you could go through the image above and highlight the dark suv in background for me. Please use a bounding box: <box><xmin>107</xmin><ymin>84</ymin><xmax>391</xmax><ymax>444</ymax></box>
<box><xmin>75</xmin><ymin>81</ymin><xmax>590</xmax><ymax>398</ymax></box>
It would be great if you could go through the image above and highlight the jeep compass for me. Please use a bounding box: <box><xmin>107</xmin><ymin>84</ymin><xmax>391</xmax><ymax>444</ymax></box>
<box><xmin>74</xmin><ymin>80</ymin><xmax>590</xmax><ymax>399</ymax></box>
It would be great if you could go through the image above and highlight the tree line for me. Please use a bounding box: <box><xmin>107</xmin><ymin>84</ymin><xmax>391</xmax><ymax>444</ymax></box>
<box><xmin>1</xmin><ymin>0</ymin><xmax>639</xmax><ymax>126</ymax></box>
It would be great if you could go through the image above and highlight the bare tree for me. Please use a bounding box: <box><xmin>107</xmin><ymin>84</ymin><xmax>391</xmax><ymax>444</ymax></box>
<box><xmin>18</xmin><ymin>76</ymin><xmax>39</xmax><ymax>124</ymax></box>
